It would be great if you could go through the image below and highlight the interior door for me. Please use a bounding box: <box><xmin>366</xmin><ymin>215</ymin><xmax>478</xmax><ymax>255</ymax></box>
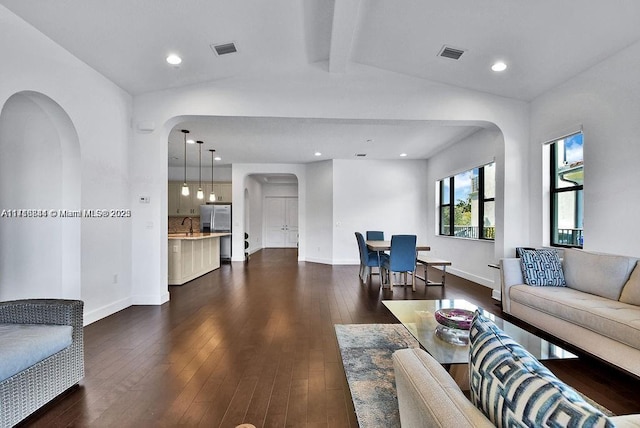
<box><xmin>265</xmin><ymin>197</ymin><xmax>298</xmax><ymax>248</ymax></box>
<box><xmin>284</xmin><ymin>198</ymin><xmax>298</xmax><ymax>247</ymax></box>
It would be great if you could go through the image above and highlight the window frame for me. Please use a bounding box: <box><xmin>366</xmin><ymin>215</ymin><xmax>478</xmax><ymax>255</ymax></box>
<box><xmin>549</xmin><ymin>132</ymin><xmax>584</xmax><ymax>248</ymax></box>
<box><xmin>438</xmin><ymin>162</ymin><xmax>495</xmax><ymax>241</ymax></box>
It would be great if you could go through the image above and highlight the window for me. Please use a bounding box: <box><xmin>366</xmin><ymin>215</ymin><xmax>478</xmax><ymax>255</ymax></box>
<box><xmin>438</xmin><ymin>162</ymin><xmax>495</xmax><ymax>240</ymax></box>
<box><xmin>550</xmin><ymin>132</ymin><xmax>584</xmax><ymax>247</ymax></box>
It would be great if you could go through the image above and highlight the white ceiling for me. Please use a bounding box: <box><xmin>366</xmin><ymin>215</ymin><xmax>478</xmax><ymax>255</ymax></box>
<box><xmin>4</xmin><ymin>0</ymin><xmax>640</xmax><ymax>166</ymax></box>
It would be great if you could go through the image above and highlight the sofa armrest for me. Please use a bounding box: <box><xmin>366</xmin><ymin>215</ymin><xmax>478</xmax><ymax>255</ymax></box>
<box><xmin>392</xmin><ymin>348</ymin><xmax>493</xmax><ymax>428</ymax></box>
<box><xmin>0</xmin><ymin>299</ymin><xmax>82</xmax><ymax>326</ymax></box>
<box><xmin>500</xmin><ymin>258</ymin><xmax>524</xmax><ymax>314</ymax></box>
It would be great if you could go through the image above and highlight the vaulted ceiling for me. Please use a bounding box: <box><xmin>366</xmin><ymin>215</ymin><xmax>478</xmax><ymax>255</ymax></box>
<box><xmin>4</xmin><ymin>0</ymin><xmax>640</xmax><ymax>167</ymax></box>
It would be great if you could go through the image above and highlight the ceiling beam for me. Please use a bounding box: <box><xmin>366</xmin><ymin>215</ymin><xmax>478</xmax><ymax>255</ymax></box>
<box><xmin>329</xmin><ymin>0</ymin><xmax>361</xmax><ymax>73</ymax></box>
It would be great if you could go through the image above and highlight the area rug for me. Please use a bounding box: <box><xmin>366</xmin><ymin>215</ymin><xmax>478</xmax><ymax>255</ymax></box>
<box><xmin>334</xmin><ymin>324</ymin><xmax>419</xmax><ymax>428</ymax></box>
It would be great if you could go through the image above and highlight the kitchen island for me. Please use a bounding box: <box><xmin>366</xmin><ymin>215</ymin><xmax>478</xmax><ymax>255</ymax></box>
<box><xmin>168</xmin><ymin>232</ymin><xmax>231</xmax><ymax>285</ymax></box>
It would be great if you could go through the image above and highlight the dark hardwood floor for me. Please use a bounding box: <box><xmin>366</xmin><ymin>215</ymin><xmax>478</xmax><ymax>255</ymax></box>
<box><xmin>22</xmin><ymin>249</ymin><xmax>640</xmax><ymax>427</ymax></box>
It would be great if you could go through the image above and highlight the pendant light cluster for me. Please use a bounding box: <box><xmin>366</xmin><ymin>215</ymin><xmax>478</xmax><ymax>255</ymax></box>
<box><xmin>179</xmin><ymin>129</ymin><xmax>218</xmax><ymax>201</ymax></box>
<box><xmin>181</xmin><ymin>130</ymin><xmax>190</xmax><ymax>196</ymax></box>
<box><xmin>209</xmin><ymin>149</ymin><xmax>217</xmax><ymax>202</ymax></box>
<box><xmin>196</xmin><ymin>140</ymin><xmax>204</xmax><ymax>200</ymax></box>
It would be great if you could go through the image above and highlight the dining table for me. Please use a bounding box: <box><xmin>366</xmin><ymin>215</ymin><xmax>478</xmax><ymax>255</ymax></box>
<box><xmin>365</xmin><ymin>240</ymin><xmax>431</xmax><ymax>253</ymax></box>
<box><xmin>366</xmin><ymin>240</ymin><xmax>431</xmax><ymax>290</ymax></box>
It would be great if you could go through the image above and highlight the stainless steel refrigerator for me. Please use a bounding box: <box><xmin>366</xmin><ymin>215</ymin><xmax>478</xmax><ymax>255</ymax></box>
<box><xmin>200</xmin><ymin>203</ymin><xmax>232</xmax><ymax>262</ymax></box>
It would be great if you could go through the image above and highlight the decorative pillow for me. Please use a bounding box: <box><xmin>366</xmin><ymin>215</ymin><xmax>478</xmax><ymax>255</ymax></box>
<box><xmin>519</xmin><ymin>248</ymin><xmax>566</xmax><ymax>286</ymax></box>
<box><xmin>620</xmin><ymin>263</ymin><xmax>640</xmax><ymax>305</ymax></box>
<box><xmin>469</xmin><ymin>311</ymin><xmax>614</xmax><ymax>428</ymax></box>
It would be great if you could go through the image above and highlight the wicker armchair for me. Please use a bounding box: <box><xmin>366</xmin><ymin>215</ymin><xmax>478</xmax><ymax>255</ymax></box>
<box><xmin>0</xmin><ymin>299</ymin><xmax>84</xmax><ymax>428</ymax></box>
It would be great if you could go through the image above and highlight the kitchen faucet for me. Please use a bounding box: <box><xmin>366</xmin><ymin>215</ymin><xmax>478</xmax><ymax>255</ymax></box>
<box><xmin>181</xmin><ymin>217</ymin><xmax>193</xmax><ymax>235</ymax></box>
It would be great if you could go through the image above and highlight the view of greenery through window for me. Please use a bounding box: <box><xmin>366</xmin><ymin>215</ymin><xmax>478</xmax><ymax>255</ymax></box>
<box><xmin>439</xmin><ymin>163</ymin><xmax>495</xmax><ymax>240</ymax></box>
<box><xmin>551</xmin><ymin>132</ymin><xmax>584</xmax><ymax>247</ymax></box>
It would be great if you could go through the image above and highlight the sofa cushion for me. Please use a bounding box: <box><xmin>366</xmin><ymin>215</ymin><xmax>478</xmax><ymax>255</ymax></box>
<box><xmin>469</xmin><ymin>311</ymin><xmax>614</xmax><ymax>428</ymax></box>
<box><xmin>0</xmin><ymin>323</ymin><xmax>73</xmax><ymax>381</ymax></box>
<box><xmin>620</xmin><ymin>265</ymin><xmax>640</xmax><ymax>306</ymax></box>
<box><xmin>519</xmin><ymin>248</ymin><xmax>566</xmax><ymax>286</ymax></box>
<box><xmin>563</xmin><ymin>248</ymin><xmax>637</xmax><ymax>300</ymax></box>
<box><xmin>509</xmin><ymin>285</ymin><xmax>640</xmax><ymax>350</ymax></box>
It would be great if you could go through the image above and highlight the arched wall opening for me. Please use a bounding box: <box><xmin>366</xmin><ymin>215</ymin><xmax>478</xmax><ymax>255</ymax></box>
<box><xmin>158</xmin><ymin>113</ymin><xmax>518</xmax><ymax>286</ymax></box>
<box><xmin>0</xmin><ymin>91</ymin><xmax>81</xmax><ymax>300</ymax></box>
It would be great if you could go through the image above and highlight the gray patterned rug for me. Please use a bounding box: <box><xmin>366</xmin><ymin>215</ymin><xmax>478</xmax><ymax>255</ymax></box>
<box><xmin>334</xmin><ymin>324</ymin><xmax>419</xmax><ymax>428</ymax></box>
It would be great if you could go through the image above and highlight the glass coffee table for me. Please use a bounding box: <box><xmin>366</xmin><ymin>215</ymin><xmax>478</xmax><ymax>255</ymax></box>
<box><xmin>383</xmin><ymin>299</ymin><xmax>576</xmax><ymax>366</ymax></box>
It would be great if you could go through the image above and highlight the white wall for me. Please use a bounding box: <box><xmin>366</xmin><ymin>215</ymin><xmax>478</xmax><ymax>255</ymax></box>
<box><xmin>426</xmin><ymin>128</ymin><xmax>503</xmax><ymax>288</ymax></box>
<box><xmin>530</xmin><ymin>40</ymin><xmax>640</xmax><ymax>257</ymax></box>
<box><xmin>263</xmin><ymin>183</ymin><xmax>298</xmax><ymax>197</ymax></box>
<box><xmin>0</xmin><ymin>6</ymin><xmax>133</xmax><ymax>324</ymax></box>
<box><xmin>332</xmin><ymin>159</ymin><xmax>428</xmax><ymax>264</ymax></box>
<box><xmin>305</xmin><ymin>161</ymin><xmax>334</xmax><ymax>264</ymax></box>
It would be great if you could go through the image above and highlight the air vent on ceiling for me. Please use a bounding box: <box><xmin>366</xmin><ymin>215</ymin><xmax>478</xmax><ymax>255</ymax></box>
<box><xmin>355</xmin><ymin>153</ymin><xmax>367</xmax><ymax>157</ymax></box>
<box><xmin>438</xmin><ymin>45</ymin><xmax>465</xmax><ymax>60</ymax></box>
<box><xmin>211</xmin><ymin>42</ymin><xmax>237</xmax><ymax>56</ymax></box>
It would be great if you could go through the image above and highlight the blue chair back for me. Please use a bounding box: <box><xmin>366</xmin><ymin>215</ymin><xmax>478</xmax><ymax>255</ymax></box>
<box><xmin>389</xmin><ymin>235</ymin><xmax>417</xmax><ymax>272</ymax></box>
<box><xmin>366</xmin><ymin>230</ymin><xmax>384</xmax><ymax>241</ymax></box>
<box><xmin>355</xmin><ymin>232</ymin><xmax>367</xmax><ymax>264</ymax></box>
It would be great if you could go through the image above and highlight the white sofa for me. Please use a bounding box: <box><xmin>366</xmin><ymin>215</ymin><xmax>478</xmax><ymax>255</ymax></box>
<box><xmin>501</xmin><ymin>248</ymin><xmax>640</xmax><ymax>378</ymax></box>
<box><xmin>393</xmin><ymin>309</ymin><xmax>640</xmax><ymax>428</ymax></box>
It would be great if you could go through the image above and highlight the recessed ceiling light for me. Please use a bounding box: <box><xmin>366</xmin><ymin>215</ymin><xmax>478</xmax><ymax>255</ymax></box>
<box><xmin>400</xmin><ymin>153</ymin><xmax>408</xmax><ymax>157</ymax></box>
<box><xmin>166</xmin><ymin>54</ymin><xmax>182</xmax><ymax>65</ymax></box>
<box><xmin>214</xmin><ymin>156</ymin><xmax>221</xmax><ymax>161</ymax></box>
<box><xmin>491</xmin><ymin>61</ymin><xmax>507</xmax><ymax>72</ymax></box>
<box><xmin>314</xmin><ymin>152</ymin><xmax>322</xmax><ymax>156</ymax></box>
<box><xmin>186</xmin><ymin>139</ymin><xmax>195</xmax><ymax>144</ymax></box>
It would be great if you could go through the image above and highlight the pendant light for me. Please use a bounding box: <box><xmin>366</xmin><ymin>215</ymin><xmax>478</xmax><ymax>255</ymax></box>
<box><xmin>196</xmin><ymin>140</ymin><xmax>204</xmax><ymax>200</ymax></box>
<box><xmin>180</xmin><ymin>130</ymin><xmax>190</xmax><ymax>196</ymax></box>
<box><xmin>209</xmin><ymin>149</ymin><xmax>216</xmax><ymax>202</ymax></box>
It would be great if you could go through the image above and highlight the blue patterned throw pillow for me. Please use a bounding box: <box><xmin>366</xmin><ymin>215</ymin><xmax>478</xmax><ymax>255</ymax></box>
<box><xmin>469</xmin><ymin>311</ymin><xmax>613</xmax><ymax>428</ymax></box>
<box><xmin>519</xmin><ymin>248</ymin><xmax>566</xmax><ymax>286</ymax></box>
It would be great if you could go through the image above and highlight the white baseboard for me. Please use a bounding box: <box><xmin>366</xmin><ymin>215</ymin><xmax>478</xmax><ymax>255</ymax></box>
<box><xmin>83</xmin><ymin>297</ymin><xmax>132</xmax><ymax>326</ymax></box>
<box><xmin>446</xmin><ymin>267</ymin><xmax>494</xmax><ymax>289</ymax></box>
<box><xmin>491</xmin><ymin>289</ymin><xmax>501</xmax><ymax>301</ymax></box>
<box><xmin>305</xmin><ymin>256</ymin><xmax>334</xmax><ymax>265</ymax></box>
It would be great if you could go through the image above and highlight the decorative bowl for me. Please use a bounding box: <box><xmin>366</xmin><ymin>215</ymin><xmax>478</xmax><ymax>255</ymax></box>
<box><xmin>434</xmin><ymin>308</ymin><xmax>474</xmax><ymax>330</ymax></box>
<box><xmin>435</xmin><ymin>324</ymin><xmax>470</xmax><ymax>346</ymax></box>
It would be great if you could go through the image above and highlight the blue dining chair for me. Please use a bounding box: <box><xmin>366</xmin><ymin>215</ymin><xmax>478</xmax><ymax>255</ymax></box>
<box><xmin>381</xmin><ymin>234</ymin><xmax>417</xmax><ymax>291</ymax></box>
<box><xmin>366</xmin><ymin>231</ymin><xmax>384</xmax><ymax>241</ymax></box>
<box><xmin>355</xmin><ymin>232</ymin><xmax>388</xmax><ymax>284</ymax></box>
<box><xmin>366</xmin><ymin>230</ymin><xmax>388</xmax><ymax>262</ymax></box>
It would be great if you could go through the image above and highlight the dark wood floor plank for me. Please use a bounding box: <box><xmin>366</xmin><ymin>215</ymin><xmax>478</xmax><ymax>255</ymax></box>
<box><xmin>19</xmin><ymin>249</ymin><xmax>640</xmax><ymax>428</ymax></box>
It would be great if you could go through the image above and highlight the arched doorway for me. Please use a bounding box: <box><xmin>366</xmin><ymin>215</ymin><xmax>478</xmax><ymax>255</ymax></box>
<box><xmin>0</xmin><ymin>91</ymin><xmax>81</xmax><ymax>300</ymax></box>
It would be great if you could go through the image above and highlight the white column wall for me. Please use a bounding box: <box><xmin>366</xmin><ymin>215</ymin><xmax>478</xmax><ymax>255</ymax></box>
<box><xmin>244</xmin><ymin>176</ymin><xmax>264</xmax><ymax>254</ymax></box>
<box><xmin>530</xmin><ymin>40</ymin><xmax>640</xmax><ymax>256</ymax></box>
<box><xmin>306</xmin><ymin>161</ymin><xmax>334</xmax><ymax>264</ymax></box>
<box><xmin>0</xmin><ymin>6</ymin><xmax>133</xmax><ymax>324</ymax></box>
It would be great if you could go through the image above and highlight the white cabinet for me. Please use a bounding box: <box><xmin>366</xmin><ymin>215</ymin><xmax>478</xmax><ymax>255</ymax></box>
<box><xmin>168</xmin><ymin>182</ymin><xmax>183</xmax><ymax>216</ymax></box>
<box><xmin>169</xmin><ymin>181</ymin><xmax>232</xmax><ymax>216</ymax></box>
